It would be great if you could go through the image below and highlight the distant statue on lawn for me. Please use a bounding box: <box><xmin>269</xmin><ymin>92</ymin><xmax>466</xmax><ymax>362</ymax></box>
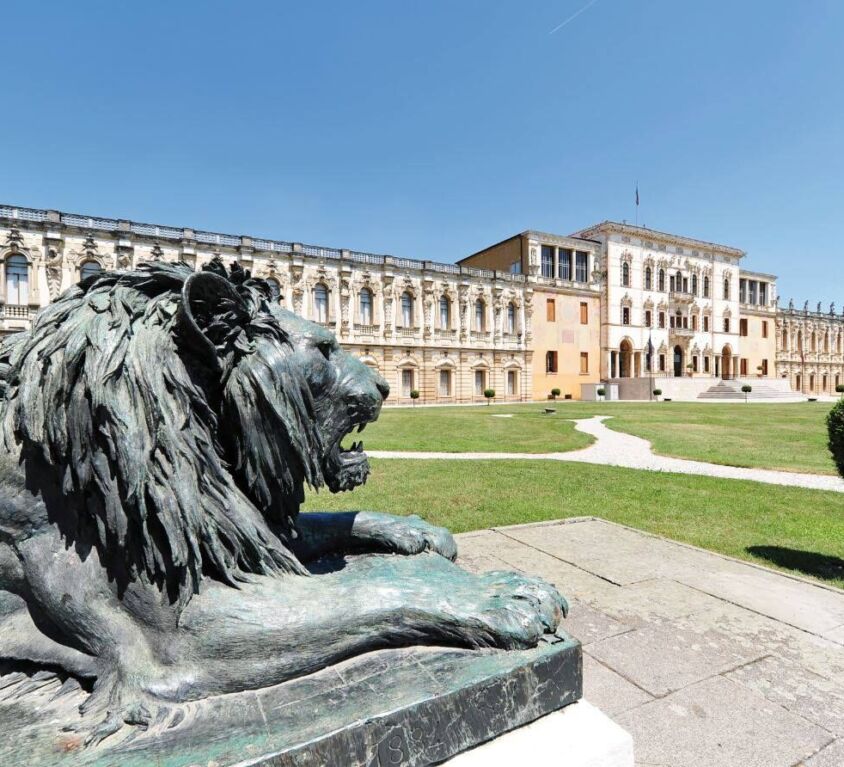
<box><xmin>0</xmin><ymin>259</ymin><xmax>565</xmax><ymax>745</ymax></box>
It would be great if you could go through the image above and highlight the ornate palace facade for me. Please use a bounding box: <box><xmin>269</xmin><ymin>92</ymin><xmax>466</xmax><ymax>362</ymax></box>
<box><xmin>0</xmin><ymin>205</ymin><xmax>532</xmax><ymax>404</ymax></box>
<box><xmin>1</xmin><ymin>204</ymin><xmax>841</xmax><ymax>399</ymax></box>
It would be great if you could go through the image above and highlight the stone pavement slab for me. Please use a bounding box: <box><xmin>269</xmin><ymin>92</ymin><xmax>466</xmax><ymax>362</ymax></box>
<box><xmin>615</xmin><ymin>676</ymin><xmax>831</xmax><ymax>767</ymax></box>
<box><xmin>455</xmin><ymin>517</ymin><xmax>844</xmax><ymax>766</ymax></box>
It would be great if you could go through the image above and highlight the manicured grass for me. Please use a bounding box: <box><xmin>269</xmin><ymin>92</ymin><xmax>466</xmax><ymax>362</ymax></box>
<box><xmin>303</xmin><ymin>459</ymin><xmax>844</xmax><ymax>589</ymax></box>
<box><xmin>361</xmin><ymin>404</ymin><xmax>593</xmax><ymax>453</ymax></box>
<box><xmin>367</xmin><ymin>401</ymin><xmax>837</xmax><ymax>475</ymax></box>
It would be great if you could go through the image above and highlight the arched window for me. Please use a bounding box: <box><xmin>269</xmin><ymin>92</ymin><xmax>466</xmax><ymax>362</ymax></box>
<box><xmin>691</xmin><ymin>275</ymin><xmax>698</xmax><ymax>295</ymax></box>
<box><xmin>265</xmin><ymin>277</ymin><xmax>281</xmax><ymax>303</ymax></box>
<box><xmin>439</xmin><ymin>296</ymin><xmax>450</xmax><ymax>329</ymax></box>
<box><xmin>658</xmin><ymin>269</ymin><xmax>666</xmax><ymax>292</ymax></box>
<box><xmin>811</xmin><ymin>332</ymin><xmax>817</xmax><ymax>352</ymax></box>
<box><xmin>723</xmin><ymin>277</ymin><xmax>730</xmax><ymax>300</ymax></box>
<box><xmin>797</xmin><ymin>331</ymin><xmax>803</xmax><ymax>352</ymax></box>
<box><xmin>314</xmin><ymin>284</ymin><xmax>329</xmax><ymax>323</ymax></box>
<box><xmin>6</xmin><ymin>255</ymin><xmax>29</xmax><ymax>305</ymax></box>
<box><xmin>359</xmin><ymin>287</ymin><xmax>373</xmax><ymax>325</ymax></box>
<box><xmin>80</xmin><ymin>260</ymin><xmax>102</xmax><ymax>281</ymax></box>
<box><xmin>824</xmin><ymin>332</ymin><xmax>830</xmax><ymax>353</ymax></box>
<box><xmin>703</xmin><ymin>276</ymin><xmax>710</xmax><ymax>298</ymax></box>
<box><xmin>507</xmin><ymin>302</ymin><xmax>516</xmax><ymax>334</ymax></box>
<box><xmin>401</xmin><ymin>291</ymin><xmax>414</xmax><ymax>327</ymax></box>
<box><xmin>676</xmin><ymin>271</ymin><xmax>683</xmax><ymax>290</ymax></box>
<box><xmin>474</xmin><ymin>299</ymin><xmax>485</xmax><ymax>331</ymax></box>
<box><xmin>781</xmin><ymin>328</ymin><xmax>788</xmax><ymax>350</ymax></box>
<box><xmin>621</xmin><ymin>262</ymin><xmax>630</xmax><ymax>287</ymax></box>
<box><xmin>644</xmin><ymin>266</ymin><xmax>652</xmax><ymax>290</ymax></box>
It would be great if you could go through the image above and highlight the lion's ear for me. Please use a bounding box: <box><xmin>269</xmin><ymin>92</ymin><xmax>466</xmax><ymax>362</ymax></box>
<box><xmin>179</xmin><ymin>271</ymin><xmax>253</xmax><ymax>367</ymax></box>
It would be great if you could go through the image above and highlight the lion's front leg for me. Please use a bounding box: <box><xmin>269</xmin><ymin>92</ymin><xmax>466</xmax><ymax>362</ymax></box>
<box><xmin>294</xmin><ymin>511</ymin><xmax>457</xmax><ymax>562</ymax></box>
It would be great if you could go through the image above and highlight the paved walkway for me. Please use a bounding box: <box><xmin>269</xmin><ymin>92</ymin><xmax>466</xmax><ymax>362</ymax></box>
<box><xmin>457</xmin><ymin>518</ymin><xmax>844</xmax><ymax>767</ymax></box>
<box><xmin>369</xmin><ymin>415</ymin><xmax>844</xmax><ymax>493</ymax></box>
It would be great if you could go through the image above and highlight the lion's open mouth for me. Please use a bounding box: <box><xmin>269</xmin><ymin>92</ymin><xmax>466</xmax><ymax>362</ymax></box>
<box><xmin>324</xmin><ymin>419</ymin><xmax>372</xmax><ymax>493</ymax></box>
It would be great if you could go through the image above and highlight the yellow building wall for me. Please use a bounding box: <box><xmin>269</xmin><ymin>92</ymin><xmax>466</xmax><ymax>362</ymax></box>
<box><xmin>532</xmin><ymin>290</ymin><xmax>601</xmax><ymax>400</ymax></box>
<box><xmin>739</xmin><ymin>312</ymin><xmax>777</xmax><ymax>378</ymax></box>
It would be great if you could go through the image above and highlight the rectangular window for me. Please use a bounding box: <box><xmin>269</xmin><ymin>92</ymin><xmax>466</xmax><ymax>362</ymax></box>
<box><xmin>704</xmin><ymin>356</ymin><xmax>710</xmax><ymax>373</ymax></box>
<box><xmin>474</xmin><ymin>370</ymin><xmax>485</xmax><ymax>396</ymax></box>
<box><xmin>546</xmin><ymin>299</ymin><xmax>556</xmax><ymax>322</ymax></box>
<box><xmin>545</xmin><ymin>351</ymin><xmax>558</xmax><ymax>373</ymax></box>
<box><xmin>740</xmin><ymin>358</ymin><xmax>748</xmax><ymax>376</ymax></box>
<box><xmin>740</xmin><ymin>319</ymin><xmax>748</xmax><ymax>337</ymax></box>
<box><xmin>438</xmin><ymin>369</ymin><xmax>451</xmax><ymax>397</ymax></box>
<box><xmin>761</xmin><ymin>359</ymin><xmax>768</xmax><ymax>376</ymax></box>
<box><xmin>509</xmin><ymin>260</ymin><xmax>522</xmax><ymax>274</ymax></box>
<box><xmin>659</xmin><ymin>354</ymin><xmax>666</xmax><ymax>372</ymax></box>
<box><xmin>645</xmin><ymin>310</ymin><xmax>652</xmax><ymax>328</ymax></box>
<box><xmin>724</xmin><ymin>318</ymin><xmax>731</xmax><ymax>333</ymax></box>
<box><xmin>692</xmin><ymin>315</ymin><xmax>698</xmax><ymax>331</ymax></box>
<box><xmin>658</xmin><ymin>312</ymin><xmax>665</xmax><ymax>329</ymax></box>
<box><xmin>541</xmin><ymin>245</ymin><xmax>554</xmax><ymax>278</ymax></box>
<box><xmin>507</xmin><ymin>370</ymin><xmax>517</xmax><ymax>395</ymax></box>
<box><xmin>693</xmin><ymin>356</ymin><xmax>699</xmax><ymax>372</ymax></box>
<box><xmin>759</xmin><ymin>283</ymin><xmax>767</xmax><ymax>305</ymax></box>
<box><xmin>575</xmin><ymin>251</ymin><xmax>589</xmax><ymax>282</ymax></box>
<box><xmin>580</xmin><ymin>302</ymin><xmax>588</xmax><ymax>325</ymax></box>
<box><xmin>749</xmin><ymin>281</ymin><xmax>758</xmax><ymax>305</ymax></box>
<box><xmin>762</xmin><ymin>321</ymin><xmax>768</xmax><ymax>338</ymax></box>
<box><xmin>622</xmin><ymin>307</ymin><xmax>630</xmax><ymax>326</ymax></box>
<box><xmin>580</xmin><ymin>352</ymin><xmax>589</xmax><ymax>374</ymax></box>
<box><xmin>558</xmin><ymin>248</ymin><xmax>572</xmax><ymax>280</ymax></box>
<box><xmin>703</xmin><ymin>315</ymin><xmax>710</xmax><ymax>332</ymax></box>
<box><xmin>401</xmin><ymin>369</ymin><xmax>413</xmax><ymax>398</ymax></box>
<box><xmin>739</xmin><ymin>279</ymin><xmax>747</xmax><ymax>304</ymax></box>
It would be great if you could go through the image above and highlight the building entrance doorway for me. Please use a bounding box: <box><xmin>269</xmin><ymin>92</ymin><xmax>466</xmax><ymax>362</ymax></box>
<box><xmin>721</xmin><ymin>345</ymin><xmax>733</xmax><ymax>380</ymax></box>
<box><xmin>619</xmin><ymin>340</ymin><xmax>633</xmax><ymax>378</ymax></box>
<box><xmin>673</xmin><ymin>345</ymin><xmax>683</xmax><ymax>377</ymax></box>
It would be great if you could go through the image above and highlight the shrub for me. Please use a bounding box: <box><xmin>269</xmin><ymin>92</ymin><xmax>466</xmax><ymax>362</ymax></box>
<box><xmin>483</xmin><ymin>388</ymin><xmax>495</xmax><ymax>405</ymax></box>
<box><xmin>741</xmin><ymin>384</ymin><xmax>752</xmax><ymax>403</ymax></box>
<box><xmin>827</xmin><ymin>399</ymin><xmax>844</xmax><ymax>478</ymax></box>
<box><xmin>837</xmin><ymin>384</ymin><xmax>844</xmax><ymax>394</ymax></box>
<box><xmin>550</xmin><ymin>388</ymin><xmax>561</xmax><ymax>399</ymax></box>
<box><xmin>409</xmin><ymin>389</ymin><xmax>420</xmax><ymax>405</ymax></box>
<box><xmin>596</xmin><ymin>387</ymin><xmax>606</xmax><ymax>400</ymax></box>
<box><xmin>653</xmin><ymin>388</ymin><xmax>662</xmax><ymax>400</ymax></box>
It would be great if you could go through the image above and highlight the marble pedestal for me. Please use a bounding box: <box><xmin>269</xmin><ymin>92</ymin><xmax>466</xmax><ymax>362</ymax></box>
<box><xmin>4</xmin><ymin>633</ymin><xmax>582</xmax><ymax>766</ymax></box>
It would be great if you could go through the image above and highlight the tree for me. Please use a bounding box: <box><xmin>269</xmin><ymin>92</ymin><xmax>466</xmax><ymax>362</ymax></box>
<box><xmin>741</xmin><ymin>384</ymin><xmax>752</xmax><ymax>403</ymax></box>
<box><xmin>410</xmin><ymin>389</ymin><xmax>420</xmax><ymax>406</ymax></box>
<box><xmin>827</xmin><ymin>399</ymin><xmax>844</xmax><ymax>478</ymax></box>
<box><xmin>550</xmin><ymin>388</ymin><xmax>561</xmax><ymax>400</ymax></box>
<box><xmin>653</xmin><ymin>388</ymin><xmax>662</xmax><ymax>401</ymax></box>
<box><xmin>483</xmin><ymin>388</ymin><xmax>495</xmax><ymax>405</ymax></box>
<box><xmin>596</xmin><ymin>387</ymin><xmax>606</xmax><ymax>401</ymax></box>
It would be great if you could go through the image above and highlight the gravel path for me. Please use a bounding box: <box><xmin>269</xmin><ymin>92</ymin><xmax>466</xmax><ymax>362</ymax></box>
<box><xmin>368</xmin><ymin>415</ymin><xmax>844</xmax><ymax>493</ymax></box>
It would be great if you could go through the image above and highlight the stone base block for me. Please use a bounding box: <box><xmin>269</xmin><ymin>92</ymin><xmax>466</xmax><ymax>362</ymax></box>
<box><xmin>3</xmin><ymin>632</ymin><xmax>582</xmax><ymax>766</ymax></box>
<box><xmin>447</xmin><ymin>700</ymin><xmax>634</xmax><ymax>766</ymax></box>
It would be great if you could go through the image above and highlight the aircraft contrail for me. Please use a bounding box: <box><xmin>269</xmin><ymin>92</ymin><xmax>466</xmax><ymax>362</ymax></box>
<box><xmin>549</xmin><ymin>0</ymin><xmax>600</xmax><ymax>35</ymax></box>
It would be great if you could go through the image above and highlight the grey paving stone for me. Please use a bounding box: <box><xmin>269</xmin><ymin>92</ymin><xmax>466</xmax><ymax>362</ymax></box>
<box><xmin>725</xmin><ymin>655</ymin><xmax>844</xmax><ymax>736</ymax></box>
<box><xmin>582</xmin><ymin>653</ymin><xmax>653</xmax><ymax>717</ymax></box>
<box><xmin>595</xmin><ymin>578</ymin><xmax>724</xmax><ymax>626</ymax></box>
<box><xmin>804</xmin><ymin>738</ymin><xmax>844</xmax><ymax>766</ymax></box>
<box><xmin>616</xmin><ymin>676</ymin><xmax>832</xmax><ymax>767</ymax></box>
<box><xmin>564</xmin><ymin>599</ymin><xmax>633</xmax><ymax>646</ymax></box>
<box><xmin>587</xmin><ymin>609</ymin><xmax>766</xmax><ymax>696</ymax></box>
<box><xmin>822</xmin><ymin>624</ymin><xmax>844</xmax><ymax>646</ymax></box>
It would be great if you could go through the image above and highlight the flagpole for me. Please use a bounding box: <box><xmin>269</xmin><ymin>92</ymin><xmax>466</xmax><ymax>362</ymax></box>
<box><xmin>635</xmin><ymin>181</ymin><xmax>639</xmax><ymax>227</ymax></box>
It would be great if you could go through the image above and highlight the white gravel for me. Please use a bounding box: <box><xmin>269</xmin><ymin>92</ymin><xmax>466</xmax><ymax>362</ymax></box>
<box><xmin>367</xmin><ymin>415</ymin><xmax>844</xmax><ymax>493</ymax></box>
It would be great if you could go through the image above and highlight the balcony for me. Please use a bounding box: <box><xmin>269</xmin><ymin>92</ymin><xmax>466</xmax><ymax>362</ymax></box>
<box><xmin>435</xmin><ymin>328</ymin><xmax>456</xmax><ymax>340</ymax></box>
<box><xmin>669</xmin><ymin>326</ymin><xmax>695</xmax><ymax>339</ymax></box>
<box><xmin>470</xmin><ymin>330</ymin><xmax>491</xmax><ymax>343</ymax></box>
<box><xmin>669</xmin><ymin>290</ymin><xmax>695</xmax><ymax>304</ymax></box>
<box><xmin>397</xmin><ymin>327</ymin><xmax>420</xmax><ymax>338</ymax></box>
<box><xmin>353</xmin><ymin>323</ymin><xmax>379</xmax><ymax>336</ymax></box>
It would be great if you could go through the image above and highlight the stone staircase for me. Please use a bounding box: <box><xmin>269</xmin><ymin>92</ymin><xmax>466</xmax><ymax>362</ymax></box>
<box><xmin>697</xmin><ymin>381</ymin><xmax>797</xmax><ymax>400</ymax></box>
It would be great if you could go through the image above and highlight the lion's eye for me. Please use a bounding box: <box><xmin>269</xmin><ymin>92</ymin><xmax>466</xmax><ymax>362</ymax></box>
<box><xmin>317</xmin><ymin>341</ymin><xmax>332</xmax><ymax>361</ymax></box>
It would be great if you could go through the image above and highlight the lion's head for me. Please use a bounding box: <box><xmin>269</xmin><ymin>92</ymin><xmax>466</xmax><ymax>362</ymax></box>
<box><xmin>0</xmin><ymin>260</ymin><xmax>388</xmax><ymax>598</ymax></box>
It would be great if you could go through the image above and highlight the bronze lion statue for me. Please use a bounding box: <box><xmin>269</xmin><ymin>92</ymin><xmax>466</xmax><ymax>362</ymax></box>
<box><xmin>0</xmin><ymin>260</ymin><xmax>565</xmax><ymax>745</ymax></box>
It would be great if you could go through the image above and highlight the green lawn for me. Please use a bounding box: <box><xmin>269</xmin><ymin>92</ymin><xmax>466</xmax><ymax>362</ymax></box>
<box><xmin>365</xmin><ymin>401</ymin><xmax>837</xmax><ymax>475</ymax></box>
<box><xmin>304</xmin><ymin>459</ymin><xmax>844</xmax><ymax>589</ymax></box>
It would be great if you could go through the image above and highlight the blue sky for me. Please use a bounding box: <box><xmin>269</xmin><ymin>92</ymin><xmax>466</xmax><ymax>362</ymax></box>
<box><xmin>3</xmin><ymin>1</ymin><xmax>843</xmax><ymax>305</ymax></box>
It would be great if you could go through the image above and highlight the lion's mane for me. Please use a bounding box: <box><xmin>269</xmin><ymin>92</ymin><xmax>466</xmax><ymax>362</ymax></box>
<box><xmin>0</xmin><ymin>261</ymin><xmax>319</xmax><ymax>599</ymax></box>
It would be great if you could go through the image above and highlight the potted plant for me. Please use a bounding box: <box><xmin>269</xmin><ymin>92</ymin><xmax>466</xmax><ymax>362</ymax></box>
<box><xmin>741</xmin><ymin>384</ymin><xmax>752</xmax><ymax>403</ymax></box>
<box><xmin>483</xmin><ymin>388</ymin><xmax>495</xmax><ymax>406</ymax></box>
<box><xmin>596</xmin><ymin>386</ymin><xmax>606</xmax><ymax>402</ymax></box>
<box><xmin>550</xmin><ymin>388</ymin><xmax>561</xmax><ymax>400</ymax></box>
<box><xmin>653</xmin><ymin>388</ymin><xmax>662</xmax><ymax>401</ymax></box>
<box><xmin>410</xmin><ymin>389</ymin><xmax>420</xmax><ymax>406</ymax></box>
<box><xmin>756</xmin><ymin>365</ymin><xmax>763</xmax><ymax>378</ymax></box>
<box><xmin>686</xmin><ymin>362</ymin><xmax>694</xmax><ymax>377</ymax></box>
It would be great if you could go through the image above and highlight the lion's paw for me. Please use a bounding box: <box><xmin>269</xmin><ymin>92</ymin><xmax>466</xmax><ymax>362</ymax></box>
<box><xmin>459</xmin><ymin>571</ymin><xmax>567</xmax><ymax>650</ymax></box>
<box><xmin>378</xmin><ymin>514</ymin><xmax>458</xmax><ymax>561</ymax></box>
